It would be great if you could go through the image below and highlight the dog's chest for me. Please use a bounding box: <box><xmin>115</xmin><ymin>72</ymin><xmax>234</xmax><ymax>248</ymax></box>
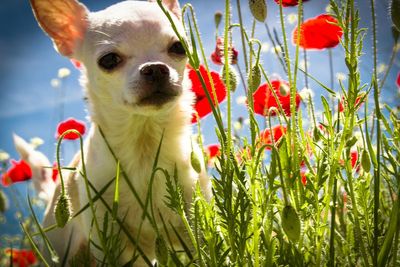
<box><xmin>81</xmin><ymin>126</ymin><xmax>193</xmax><ymax>232</ymax></box>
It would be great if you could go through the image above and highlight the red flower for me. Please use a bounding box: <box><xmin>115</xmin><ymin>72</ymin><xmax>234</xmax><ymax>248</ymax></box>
<box><xmin>301</xmin><ymin>171</ymin><xmax>307</xmax><ymax>186</ymax></box>
<box><xmin>253</xmin><ymin>80</ymin><xmax>301</xmax><ymax>116</ymax></box>
<box><xmin>210</xmin><ymin>37</ymin><xmax>238</xmax><ymax>65</ymax></box>
<box><xmin>396</xmin><ymin>72</ymin><xmax>400</xmax><ymax>88</ymax></box>
<box><xmin>5</xmin><ymin>248</ymin><xmax>37</xmax><ymax>267</ymax></box>
<box><xmin>206</xmin><ymin>144</ymin><xmax>221</xmax><ymax>159</ymax></box>
<box><xmin>293</xmin><ymin>14</ymin><xmax>343</xmax><ymax>49</ymax></box>
<box><xmin>259</xmin><ymin>125</ymin><xmax>287</xmax><ymax>149</ymax></box>
<box><xmin>351</xmin><ymin>150</ymin><xmax>358</xmax><ymax>169</ymax></box>
<box><xmin>274</xmin><ymin>0</ymin><xmax>309</xmax><ymax>7</ymax></box>
<box><xmin>52</xmin><ymin>163</ymin><xmax>59</xmax><ymax>182</ymax></box>
<box><xmin>56</xmin><ymin>118</ymin><xmax>86</xmax><ymax>140</ymax></box>
<box><xmin>1</xmin><ymin>160</ymin><xmax>32</xmax><ymax>186</ymax></box>
<box><xmin>339</xmin><ymin>95</ymin><xmax>363</xmax><ymax>112</ymax></box>
<box><xmin>188</xmin><ymin>65</ymin><xmax>227</xmax><ymax>123</ymax></box>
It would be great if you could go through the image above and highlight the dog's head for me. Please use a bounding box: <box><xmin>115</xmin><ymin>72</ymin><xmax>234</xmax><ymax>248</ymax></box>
<box><xmin>30</xmin><ymin>0</ymin><xmax>187</xmax><ymax>116</ymax></box>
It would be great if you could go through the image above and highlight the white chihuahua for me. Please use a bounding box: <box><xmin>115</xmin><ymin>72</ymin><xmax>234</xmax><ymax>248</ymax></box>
<box><xmin>16</xmin><ymin>0</ymin><xmax>211</xmax><ymax>265</ymax></box>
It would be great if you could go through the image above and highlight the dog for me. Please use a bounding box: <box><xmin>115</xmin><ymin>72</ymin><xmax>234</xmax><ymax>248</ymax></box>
<box><xmin>17</xmin><ymin>0</ymin><xmax>211</xmax><ymax>265</ymax></box>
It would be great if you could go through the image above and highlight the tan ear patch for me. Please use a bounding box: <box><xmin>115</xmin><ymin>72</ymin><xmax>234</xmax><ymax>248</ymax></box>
<box><xmin>30</xmin><ymin>0</ymin><xmax>88</xmax><ymax>56</ymax></box>
<box><xmin>148</xmin><ymin>0</ymin><xmax>181</xmax><ymax>19</ymax></box>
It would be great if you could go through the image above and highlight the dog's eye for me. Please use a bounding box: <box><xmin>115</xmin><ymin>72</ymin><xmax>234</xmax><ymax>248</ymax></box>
<box><xmin>168</xmin><ymin>41</ymin><xmax>186</xmax><ymax>56</ymax></box>
<box><xmin>98</xmin><ymin>52</ymin><xmax>123</xmax><ymax>71</ymax></box>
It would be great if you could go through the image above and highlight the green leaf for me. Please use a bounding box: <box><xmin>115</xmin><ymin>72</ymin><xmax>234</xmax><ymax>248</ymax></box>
<box><xmin>378</xmin><ymin>198</ymin><xmax>399</xmax><ymax>266</ymax></box>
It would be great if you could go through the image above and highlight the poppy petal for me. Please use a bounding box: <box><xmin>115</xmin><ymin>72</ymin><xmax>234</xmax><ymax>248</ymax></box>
<box><xmin>1</xmin><ymin>160</ymin><xmax>32</xmax><ymax>186</ymax></box>
<box><xmin>188</xmin><ymin>65</ymin><xmax>227</xmax><ymax>123</ymax></box>
<box><xmin>274</xmin><ymin>0</ymin><xmax>309</xmax><ymax>7</ymax></box>
<box><xmin>206</xmin><ymin>144</ymin><xmax>221</xmax><ymax>159</ymax></box>
<box><xmin>259</xmin><ymin>125</ymin><xmax>287</xmax><ymax>149</ymax></box>
<box><xmin>253</xmin><ymin>80</ymin><xmax>301</xmax><ymax>116</ymax></box>
<box><xmin>293</xmin><ymin>14</ymin><xmax>343</xmax><ymax>50</ymax></box>
<box><xmin>56</xmin><ymin>117</ymin><xmax>86</xmax><ymax>140</ymax></box>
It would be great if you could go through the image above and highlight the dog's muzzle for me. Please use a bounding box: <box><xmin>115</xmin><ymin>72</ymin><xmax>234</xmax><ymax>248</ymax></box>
<box><xmin>137</xmin><ymin>63</ymin><xmax>181</xmax><ymax>106</ymax></box>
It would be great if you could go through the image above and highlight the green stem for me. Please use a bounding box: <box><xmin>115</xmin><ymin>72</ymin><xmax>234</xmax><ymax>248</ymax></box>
<box><xmin>57</xmin><ymin>130</ymin><xmax>111</xmax><ymax>264</ymax></box>
<box><xmin>235</xmin><ymin>0</ymin><xmax>248</xmax><ymax>72</ymax></box>
<box><xmin>369</xmin><ymin>0</ymin><xmax>381</xmax><ymax>264</ymax></box>
<box><xmin>329</xmin><ymin>99</ymin><xmax>341</xmax><ymax>267</ymax></box>
<box><xmin>223</xmin><ymin>0</ymin><xmax>232</xmax><ymax>157</ymax></box>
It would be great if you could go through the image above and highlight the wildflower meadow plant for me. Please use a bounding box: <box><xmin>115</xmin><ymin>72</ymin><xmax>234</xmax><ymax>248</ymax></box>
<box><xmin>0</xmin><ymin>0</ymin><xmax>399</xmax><ymax>266</ymax></box>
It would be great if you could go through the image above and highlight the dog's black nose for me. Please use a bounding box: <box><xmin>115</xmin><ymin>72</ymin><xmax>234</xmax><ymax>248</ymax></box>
<box><xmin>140</xmin><ymin>63</ymin><xmax>170</xmax><ymax>82</ymax></box>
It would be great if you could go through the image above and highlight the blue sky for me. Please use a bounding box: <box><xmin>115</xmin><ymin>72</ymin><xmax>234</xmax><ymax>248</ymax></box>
<box><xmin>0</xmin><ymin>0</ymin><xmax>398</xmax><ymax>238</ymax></box>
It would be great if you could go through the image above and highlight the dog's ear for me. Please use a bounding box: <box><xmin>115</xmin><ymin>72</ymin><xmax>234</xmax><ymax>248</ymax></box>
<box><xmin>149</xmin><ymin>0</ymin><xmax>181</xmax><ymax>19</ymax></box>
<box><xmin>30</xmin><ymin>0</ymin><xmax>88</xmax><ymax>57</ymax></box>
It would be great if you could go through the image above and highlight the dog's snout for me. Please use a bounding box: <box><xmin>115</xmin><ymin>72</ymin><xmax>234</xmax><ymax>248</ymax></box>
<box><xmin>140</xmin><ymin>63</ymin><xmax>170</xmax><ymax>82</ymax></box>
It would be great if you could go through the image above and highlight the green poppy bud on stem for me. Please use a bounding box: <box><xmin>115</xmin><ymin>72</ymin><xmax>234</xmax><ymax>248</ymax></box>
<box><xmin>361</xmin><ymin>149</ymin><xmax>371</xmax><ymax>172</ymax></box>
<box><xmin>391</xmin><ymin>0</ymin><xmax>400</xmax><ymax>31</ymax></box>
<box><xmin>214</xmin><ymin>11</ymin><xmax>223</xmax><ymax>29</ymax></box>
<box><xmin>0</xmin><ymin>190</ymin><xmax>8</xmax><ymax>213</ymax></box>
<box><xmin>281</xmin><ymin>205</ymin><xmax>301</xmax><ymax>242</ymax></box>
<box><xmin>249</xmin><ymin>0</ymin><xmax>267</xmax><ymax>22</ymax></box>
<box><xmin>248</xmin><ymin>64</ymin><xmax>261</xmax><ymax>92</ymax></box>
<box><xmin>55</xmin><ymin>193</ymin><xmax>72</xmax><ymax>228</ymax></box>
<box><xmin>222</xmin><ymin>65</ymin><xmax>239</xmax><ymax>92</ymax></box>
<box><xmin>155</xmin><ymin>236</ymin><xmax>169</xmax><ymax>266</ymax></box>
<box><xmin>191</xmin><ymin>151</ymin><xmax>202</xmax><ymax>174</ymax></box>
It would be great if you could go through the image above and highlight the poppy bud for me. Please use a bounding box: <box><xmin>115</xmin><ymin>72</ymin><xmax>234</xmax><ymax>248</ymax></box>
<box><xmin>214</xmin><ymin>11</ymin><xmax>223</xmax><ymax>29</ymax></box>
<box><xmin>361</xmin><ymin>149</ymin><xmax>371</xmax><ymax>172</ymax></box>
<box><xmin>248</xmin><ymin>64</ymin><xmax>261</xmax><ymax>92</ymax></box>
<box><xmin>249</xmin><ymin>0</ymin><xmax>267</xmax><ymax>22</ymax></box>
<box><xmin>391</xmin><ymin>0</ymin><xmax>400</xmax><ymax>31</ymax></box>
<box><xmin>0</xmin><ymin>190</ymin><xmax>8</xmax><ymax>213</ymax></box>
<box><xmin>155</xmin><ymin>236</ymin><xmax>169</xmax><ymax>266</ymax></box>
<box><xmin>54</xmin><ymin>193</ymin><xmax>72</xmax><ymax>228</ymax></box>
<box><xmin>222</xmin><ymin>65</ymin><xmax>238</xmax><ymax>92</ymax></box>
<box><xmin>191</xmin><ymin>151</ymin><xmax>202</xmax><ymax>174</ymax></box>
<box><xmin>281</xmin><ymin>205</ymin><xmax>301</xmax><ymax>242</ymax></box>
<box><xmin>279</xmin><ymin>83</ymin><xmax>290</xmax><ymax>97</ymax></box>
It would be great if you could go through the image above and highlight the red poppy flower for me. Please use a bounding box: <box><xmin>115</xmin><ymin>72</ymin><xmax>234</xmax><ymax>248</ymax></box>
<box><xmin>210</xmin><ymin>37</ymin><xmax>238</xmax><ymax>65</ymax></box>
<box><xmin>188</xmin><ymin>65</ymin><xmax>227</xmax><ymax>123</ymax></box>
<box><xmin>396</xmin><ymin>72</ymin><xmax>400</xmax><ymax>88</ymax></box>
<box><xmin>339</xmin><ymin>95</ymin><xmax>363</xmax><ymax>112</ymax></box>
<box><xmin>253</xmin><ymin>80</ymin><xmax>301</xmax><ymax>116</ymax></box>
<box><xmin>1</xmin><ymin>160</ymin><xmax>32</xmax><ymax>186</ymax></box>
<box><xmin>351</xmin><ymin>150</ymin><xmax>358</xmax><ymax>169</ymax></box>
<box><xmin>300</xmin><ymin>171</ymin><xmax>307</xmax><ymax>186</ymax></box>
<box><xmin>52</xmin><ymin>163</ymin><xmax>59</xmax><ymax>182</ymax></box>
<box><xmin>259</xmin><ymin>125</ymin><xmax>287</xmax><ymax>149</ymax></box>
<box><xmin>5</xmin><ymin>248</ymin><xmax>37</xmax><ymax>267</ymax></box>
<box><xmin>274</xmin><ymin>0</ymin><xmax>309</xmax><ymax>7</ymax></box>
<box><xmin>293</xmin><ymin>14</ymin><xmax>343</xmax><ymax>49</ymax></box>
<box><xmin>206</xmin><ymin>144</ymin><xmax>221</xmax><ymax>159</ymax></box>
<box><xmin>56</xmin><ymin>118</ymin><xmax>86</xmax><ymax>140</ymax></box>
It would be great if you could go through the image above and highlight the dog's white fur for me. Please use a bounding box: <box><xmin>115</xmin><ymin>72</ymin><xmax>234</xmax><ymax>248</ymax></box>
<box><xmin>18</xmin><ymin>0</ymin><xmax>211</xmax><ymax>265</ymax></box>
